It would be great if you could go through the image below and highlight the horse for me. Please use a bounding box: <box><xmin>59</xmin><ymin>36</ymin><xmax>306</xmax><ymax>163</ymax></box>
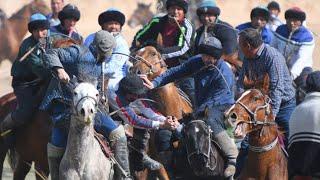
<box><xmin>225</xmin><ymin>89</ymin><xmax>288</xmax><ymax>180</ymax></box>
<box><xmin>127</xmin><ymin>2</ymin><xmax>154</xmax><ymax>28</ymax></box>
<box><xmin>174</xmin><ymin>114</ymin><xmax>225</xmax><ymax>180</ymax></box>
<box><xmin>131</xmin><ymin>45</ymin><xmax>193</xmax><ymax>119</ymax></box>
<box><xmin>0</xmin><ymin>0</ymin><xmax>50</xmax><ymax>63</ymax></box>
<box><xmin>0</xmin><ymin>38</ymin><xmax>83</xmax><ymax>179</ymax></box>
<box><xmin>59</xmin><ymin>78</ymin><xmax>114</xmax><ymax>180</ymax></box>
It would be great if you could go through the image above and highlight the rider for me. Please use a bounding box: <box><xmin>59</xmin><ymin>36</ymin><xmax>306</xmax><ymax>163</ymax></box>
<box><xmin>40</xmin><ymin>30</ymin><xmax>131</xmax><ymax>180</ymax></box>
<box><xmin>84</xmin><ymin>8</ymin><xmax>131</xmax><ymax>94</ymax></box>
<box><xmin>236</xmin><ymin>28</ymin><xmax>296</xmax><ymax>176</ymax></box>
<box><xmin>266</xmin><ymin>1</ymin><xmax>283</xmax><ymax>32</ymax></box>
<box><xmin>195</xmin><ymin>0</ymin><xmax>241</xmax><ymax>70</ymax></box>
<box><xmin>108</xmin><ymin>74</ymin><xmax>179</xmax><ymax>174</ymax></box>
<box><xmin>0</xmin><ymin>13</ymin><xmax>51</xmax><ymax>135</ymax></box>
<box><xmin>236</xmin><ymin>6</ymin><xmax>273</xmax><ymax>44</ymax></box>
<box><xmin>141</xmin><ymin>36</ymin><xmax>239</xmax><ymax>178</ymax></box>
<box><xmin>271</xmin><ymin>7</ymin><xmax>315</xmax><ymax>79</ymax></box>
<box><xmin>50</xmin><ymin>4</ymin><xmax>83</xmax><ymax>42</ymax></box>
<box><xmin>46</xmin><ymin>0</ymin><xmax>65</xmax><ymax>26</ymax></box>
<box><xmin>131</xmin><ymin>0</ymin><xmax>196</xmax><ymax>106</ymax></box>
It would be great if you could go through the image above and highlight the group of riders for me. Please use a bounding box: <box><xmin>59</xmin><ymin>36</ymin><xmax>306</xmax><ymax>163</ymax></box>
<box><xmin>0</xmin><ymin>0</ymin><xmax>319</xmax><ymax>179</ymax></box>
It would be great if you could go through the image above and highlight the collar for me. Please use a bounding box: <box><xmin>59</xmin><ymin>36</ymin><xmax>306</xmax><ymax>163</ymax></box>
<box><xmin>254</xmin><ymin>43</ymin><xmax>265</xmax><ymax>59</ymax></box>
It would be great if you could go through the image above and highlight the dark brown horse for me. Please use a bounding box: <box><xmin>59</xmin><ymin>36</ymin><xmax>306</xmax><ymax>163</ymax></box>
<box><xmin>0</xmin><ymin>38</ymin><xmax>80</xmax><ymax>180</ymax></box>
<box><xmin>0</xmin><ymin>0</ymin><xmax>50</xmax><ymax>63</ymax></box>
<box><xmin>225</xmin><ymin>87</ymin><xmax>288</xmax><ymax>180</ymax></box>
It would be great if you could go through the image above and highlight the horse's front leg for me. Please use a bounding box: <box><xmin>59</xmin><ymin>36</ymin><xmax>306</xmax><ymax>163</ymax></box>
<box><xmin>13</xmin><ymin>159</ymin><xmax>31</xmax><ymax>180</ymax></box>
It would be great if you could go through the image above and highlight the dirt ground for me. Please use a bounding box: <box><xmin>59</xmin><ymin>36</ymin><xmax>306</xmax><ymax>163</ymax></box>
<box><xmin>0</xmin><ymin>0</ymin><xmax>319</xmax><ymax>178</ymax></box>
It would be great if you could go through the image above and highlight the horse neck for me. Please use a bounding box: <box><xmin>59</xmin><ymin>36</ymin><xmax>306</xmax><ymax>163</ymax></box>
<box><xmin>248</xmin><ymin>122</ymin><xmax>279</xmax><ymax>150</ymax></box>
<box><xmin>8</xmin><ymin>5</ymin><xmax>30</xmax><ymax>42</ymax></box>
<box><xmin>65</xmin><ymin>115</ymin><xmax>95</xmax><ymax>167</ymax></box>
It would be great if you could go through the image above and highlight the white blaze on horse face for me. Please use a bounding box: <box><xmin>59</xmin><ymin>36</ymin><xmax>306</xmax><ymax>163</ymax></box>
<box><xmin>73</xmin><ymin>82</ymin><xmax>99</xmax><ymax>123</ymax></box>
<box><xmin>138</xmin><ymin>47</ymin><xmax>145</xmax><ymax>54</ymax></box>
<box><xmin>225</xmin><ymin>90</ymin><xmax>252</xmax><ymax>115</ymax></box>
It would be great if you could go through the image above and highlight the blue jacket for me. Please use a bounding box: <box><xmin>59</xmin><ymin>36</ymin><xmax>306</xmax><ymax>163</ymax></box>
<box><xmin>40</xmin><ymin>45</ymin><xmax>101</xmax><ymax>113</ymax></box>
<box><xmin>50</xmin><ymin>24</ymin><xmax>83</xmax><ymax>43</ymax></box>
<box><xmin>236</xmin><ymin>22</ymin><xmax>273</xmax><ymax>44</ymax></box>
<box><xmin>152</xmin><ymin>56</ymin><xmax>235</xmax><ymax>112</ymax></box>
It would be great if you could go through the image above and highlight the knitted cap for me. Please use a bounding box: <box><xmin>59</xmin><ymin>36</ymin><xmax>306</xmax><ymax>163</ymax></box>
<box><xmin>196</xmin><ymin>0</ymin><xmax>220</xmax><ymax>17</ymax></box>
<box><xmin>28</xmin><ymin>13</ymin><xmax>50</xmax><ymax>32</ymax></box>
<box><xmin>118</xmin><ymin>74</ymin><xmax>147</xmax><ymax>95</ymax></box>
<box><xmin>198</xmin><ymin>36</ymin><xmax>223</xmax><ymax>59</ymax></box>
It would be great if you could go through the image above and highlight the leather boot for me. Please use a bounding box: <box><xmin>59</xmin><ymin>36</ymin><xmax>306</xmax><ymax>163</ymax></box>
<box><xmin>213</xmin><ymin>131</ymin><xmax>238</xmax><ymax>178</ymax></box>
<box><xmin>109</xmin><ymin>125</ymin><xmax>132</xmax><ymax>180</ymax></box>
<box><xmin>0</xmin><ymin>113</ymin><xmax>15</xmax><ymax>136</ymax></box>
<box><xmin>47</xmin><ymin>143</ymin><xmax>64</xmax><ymax>180</ymax></box>
<box><xmin>158</xmin><ymin>151</ymin><xmax>174</xmax><ymax>179</ymax></box>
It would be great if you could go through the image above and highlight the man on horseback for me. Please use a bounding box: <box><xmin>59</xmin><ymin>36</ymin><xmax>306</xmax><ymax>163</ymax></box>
<box><xmin>195</xmin><ymin>0</ymin><xmax>240</xmax><ymax>70</ymax></box>
<box><xmin>84</xmin><ymin>8</ymin><xmax>131</xmax><ymax>94</ymax></box>
<box><xmin>236</xmin><ymin>28</ymin><xmax>296</xmax><ymax>175</ymax></box>
<box><xmin>110</xmin><ymin>74</ymin><xmax>178</xmax><ymax>176</ymax></box>
<box><xmin>271</xmin><ymin>7</ymin><xmax>315</xmax><ymax>79</ymax></box>
<box><xmin>142</xmin><ymin>36</ymin><xmax>239</xmax><ymax>178</ymax></box>
<box><xmin>236</xmin><ymin>6</ymin><xmax>273</xmax><ymax>45</ymax></box>
<box><xmin>0</xmin><ymin>13</ymin><xmax>51</xmax><ymax>135</ymax></box>
<box><xmin>46</xmin><ymin>0</ymin><xmax>64</xmax><ymax>27</ymax></box>
<box><xmin>266</xmin><ymin>1</ymin><xmax>283</xmax><ymax>32</ymax></box>
<box><xmin>131</xmin><ymin>0</ymin><xmax>196</xmax><ymax>105</ymax></box>
<box><xmin>40</xmin><ymin>30</ymin><xmax>132</xmax><ymax>180</ymax></box>
<box><xmin>50</xmin><ymin>4</ymin><xmax>83</xmax><ymax>43</ymax></box>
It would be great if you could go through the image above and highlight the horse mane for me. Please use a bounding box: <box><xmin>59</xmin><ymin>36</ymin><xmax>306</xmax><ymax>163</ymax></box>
<box><xmin>52</xmin><ymin>38</ymin><xmax>81</xmax><ymax>48</ymax></box>
<box><xmin>243</xmin><ymin>74</ymin><xmax>270</xmax><ymax>95</ymax></box>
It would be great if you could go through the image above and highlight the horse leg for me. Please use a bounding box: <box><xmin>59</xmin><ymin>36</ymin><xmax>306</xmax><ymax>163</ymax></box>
<box><xmin>13</xmin><ymin>159</ymin><xmax>31</xmax><ymax>180</ymax></box>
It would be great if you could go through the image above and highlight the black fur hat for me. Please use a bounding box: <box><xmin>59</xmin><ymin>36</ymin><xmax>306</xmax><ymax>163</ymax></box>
<box><xmin>98</xmin><ymin>8</ymin><xmax>125</xmax><ymax>27</ymax></box>
<box><xmin>58</xmin><ymin>4</ymin><xmax>80</xmax><ymax>22</ymax></box>
<box><xmin>285</xmin><ymin>7</ymin><xmax>306</xmax><ymax>22</ymax></box>
<box><xmin>166</xmin><ymin>0</ymin><xmax>189</xmax><ymax>13</ymax></box>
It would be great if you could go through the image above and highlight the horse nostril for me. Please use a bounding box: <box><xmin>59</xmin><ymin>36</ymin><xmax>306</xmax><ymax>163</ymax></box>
<box><xmin>80</xmin><ymin>108</ymin><xmax>85</xmax><ymax>116</ymax></box>
<box><xmin>90</xmin><ymin>109</ymin><xmax>94</xmax><ymax>114</ymax></box>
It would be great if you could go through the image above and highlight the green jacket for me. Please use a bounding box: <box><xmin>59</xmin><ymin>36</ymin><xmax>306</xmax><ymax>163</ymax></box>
<box><xmin>11</xmin><ymin>35</ymin><xmax>50</xmax><ymax>87</ymax></box>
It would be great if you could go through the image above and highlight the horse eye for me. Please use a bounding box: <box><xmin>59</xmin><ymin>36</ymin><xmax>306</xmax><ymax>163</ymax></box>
<box><xmin>74</xmin><ymin>92</ymin><xmax>78</xmax><ymax>96</ymax></box>
<box><xmin>96</xmin><ymin>93</ymin><xmax>99</xmax><ymax>97</ymax></box>
<box><xmin>151</xmin><ymin>52</ymin><xmax>156</xmax><ymax>56</ymax></box>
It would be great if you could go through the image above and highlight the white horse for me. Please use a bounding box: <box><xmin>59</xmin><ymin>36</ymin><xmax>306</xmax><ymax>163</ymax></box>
<box><xmin>59</xmin><ymin>81</ymin><xmax>114</xmax><ymax>180</ymax></box>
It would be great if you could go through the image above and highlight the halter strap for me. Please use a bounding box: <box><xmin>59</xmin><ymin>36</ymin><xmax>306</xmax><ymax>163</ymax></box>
<box><xmin>249</xmin><ymin>137</ymin><xmax>278</xmax><ymax>153</ymax></box>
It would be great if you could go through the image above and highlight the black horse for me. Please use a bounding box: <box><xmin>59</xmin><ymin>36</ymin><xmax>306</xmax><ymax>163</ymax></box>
<box><xmin>174</xmin><ymin>114</ymin><xmax>225</xmax><ymax>180</ymax></box>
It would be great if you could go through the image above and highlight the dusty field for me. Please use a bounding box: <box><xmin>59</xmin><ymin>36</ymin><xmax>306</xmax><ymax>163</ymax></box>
<box><xmin>0</xmin><ymin>0</ymin><xmax>319</xmax><ymax>178</ymax></box>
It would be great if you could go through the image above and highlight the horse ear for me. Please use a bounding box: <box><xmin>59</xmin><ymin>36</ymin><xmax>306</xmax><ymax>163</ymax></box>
<box><xmin>261</xmin><ymin>74</ymin><xmax>270</xmax><ymax>94</ymax></box>
<box><xmin>69</xmin><ymin>75</ymin><xmax>79</xmax><ymax>89</ymax></box>
<box><xmin>156</xmin><ymin>33</ymin><xmax>163</xmax><ymax>47</ymax></box>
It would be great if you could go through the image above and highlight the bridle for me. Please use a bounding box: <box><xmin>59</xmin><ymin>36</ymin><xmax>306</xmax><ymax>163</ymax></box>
<box><xmin>232</xmin><ymin>89</ymin><xmax>279</xmax><ymax>153</ymax></box>
<box><xmin>133</xmin><ymin>53</ymin><xmax>167</xmax><ymax>76</ymax></box>
<box><xmin>74</xmin><ymin>94</ymin><xmax>99</xmax><ymax>116</ymax></box>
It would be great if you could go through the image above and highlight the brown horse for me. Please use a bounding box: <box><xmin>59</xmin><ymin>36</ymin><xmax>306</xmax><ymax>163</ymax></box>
<box><xmin>127</xmin><ymin>2</ymin><xmax>154</xmax><ymax>28</ymax></box>
<box><xmin>225</xmin><ymin>88</ymin><xmax>288</xmax><ymax>180</ymax></box>
<box><xmin>132</xmin><ymin>45</ymin><xmax>193</xmax><ymax>119</ymax></box>
<box><xmin>0</xmin><ymin>38</ymin><xmax>80</xmax><ymax>180</ymax></box>
<box><xmin>0</xmin><ymin>0</ymin><xmax>50</xmax><ymax>63</ymax></box>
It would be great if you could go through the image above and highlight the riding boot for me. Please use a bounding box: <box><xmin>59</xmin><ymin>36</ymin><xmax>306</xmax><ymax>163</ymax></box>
<box><xmin>213</xmin><ymin>131</ymin><xmax>238</xmax><ymax>178</ymax></box>
<box><xmin>109</xmin><ymin>125</ymin><xmax>132</xmax><ymax>180</ymax></box>
<box><xmin>158</xmin><ymin>151</ymin><xmax>174</xmax><ymax>179</ymax></box>
<box><xmin>47</xmin><ymin>143</ymin><xmax>64</xmax><ymax>180</ymax></box>
<box><xmin>132</xmin><ymin>128</ymin><xmax>163</xmax><ymax>171</ymax></box>
<box><xmin>0</xmin><ymin>113</ymin><xmax>16</xmax><ymax>136</ymax></box>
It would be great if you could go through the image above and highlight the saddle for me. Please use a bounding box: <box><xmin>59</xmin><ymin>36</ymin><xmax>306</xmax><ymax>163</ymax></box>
<box><xmin>94</xmin><ymin>131</ymin><xmax>113</xmax><ymax>158</ymax></box>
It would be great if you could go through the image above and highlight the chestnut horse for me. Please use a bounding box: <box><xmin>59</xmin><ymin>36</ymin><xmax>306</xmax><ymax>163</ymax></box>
<box><xmin>132</xmin><ymin>45</ymin><xmax>193</xmax><ymax>119</ymax></box>
<box><xmin>225</xmin><ymin>87</ymin><xmax>288</xmax><ymax>180</ymax></box>
<box><xmin>0</xmin><ymin>38</ymin><xmax>81</xmax><ymax>180</ymax></box>
<box><xmin>0</xmin><ymin>0</ymin><xmax>50</xmax><ymax>63</ymax></box>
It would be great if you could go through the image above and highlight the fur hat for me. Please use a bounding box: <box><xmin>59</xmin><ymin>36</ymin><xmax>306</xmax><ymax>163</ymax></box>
<box><xmin>58</xmin><ymin>4</ymin><xmax>81</xmax><ymax>22</ymax></box>
<box><xmin>196</xmin><ymin>0</ymin><xmax>220</xmax><ymax>17</ymax></box>
<box><xmin>285</xmin><ymin>7</ymin><xmax>306</xmax><ymax>22</ymax></box>
<box><xmin>166</xmin><ymin>0</ymin><xmax>189</xmax><ymax>13</ymax></box>
<box><xmin>198</xmin><ymin>36</ymin><xmax>223</xmax><ymax>59</ymax></box>
<box><xmin>250</xmin><ymin>6</ymin><xmax>270</xmax><ymax>21</ymax></box>
<box><xmin>267</xmin><ymin>1</ymin><xmax>280</xmax><ymax>11</ymax></box>
<box><xmin>306</xmin><ymin>71</ymin><xmax>320</xmax><ymax>93</ymax></box>
<box><xmin>118</xmin><ymin>74</ymin><xmax>147</xmax><ymax>95</ymax></box>
<box><xmin>28</xmin><ymin>13</ymin><xmax>50</xmax><ymax>33</ymax></box>
<box><xmin>98</xmin><ymin>8</ymin><xmax>125</xmax><ymax>27</ymax></box>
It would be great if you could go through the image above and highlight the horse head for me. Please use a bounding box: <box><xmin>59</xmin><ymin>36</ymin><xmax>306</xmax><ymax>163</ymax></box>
<box><xmin>226</xmin><ymin>89</ymin><xmax>275</xmax><ymax>138</ymax></box>
<box><xmin>127</xmin><ymin>2</ymin><xmax>153</xmax><ymax>28</ymax></box>
<box><xmin>131</xmin><ymin>45</ymin><xmax>167</xmax><ymax>80</ymax></box>
<box><xmin>71</xmin><ymin>78</ymin><xmax>99</xmax><ymax>126</ymax></box>
<box><xmin>28</xmin><ymin>0</ymin><xmax>50</xmax><ymax>15</ymax></box>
